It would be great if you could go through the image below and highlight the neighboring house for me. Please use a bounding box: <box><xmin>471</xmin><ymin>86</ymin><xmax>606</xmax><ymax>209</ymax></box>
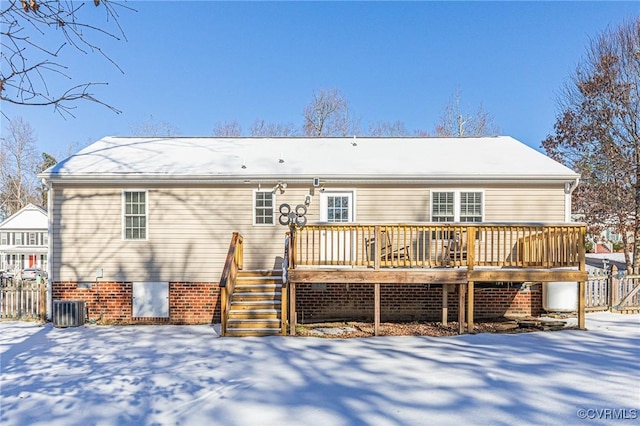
<box><xmin>0</xmin><ymin>204</ymin><xmax>49</xmax><ymax>275</ymax></box>
<box><xmin>39</xmin><ymin>136</ymin><xmax>584</xmax><ymax>329</ymax></box>
<box><xmin>586</xmin><ymin>253</ymin><xmax>627</xmax><ymax>274</ymax></box>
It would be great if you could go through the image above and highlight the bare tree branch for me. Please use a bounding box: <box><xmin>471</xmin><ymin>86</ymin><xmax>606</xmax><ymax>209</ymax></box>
<box><xmin>434</xmin><ymin>87</ymin><xmax>500</xmax><ymax>137</ymax></box>
<box><xmin>0</xmin><ymin>116</ymin><xmax>41</xmax><ymax>217</ymax></box>
<box><xmin>212</xmin><ymin>120</ymin><xmax>242</xmax><ymax>137</ymax></box>
<box><xmin>303</xmin><ymin>88</ymin><xmax>359</xmax><ymax>136</ymax></box>
<box><xmin>1</xmin><ymin>0</ymin><xmax>133</xmax><ymax>117</ymax></box>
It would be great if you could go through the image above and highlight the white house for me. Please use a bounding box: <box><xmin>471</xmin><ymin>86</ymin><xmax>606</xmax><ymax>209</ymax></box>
<box><xmin>0</xmin><ymin>203</ymin><xmax>49</xmax><ymax>274</ymax></box>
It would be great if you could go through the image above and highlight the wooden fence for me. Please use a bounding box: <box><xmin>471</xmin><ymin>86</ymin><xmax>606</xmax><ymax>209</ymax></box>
<box><xmin>586</xmin><ymin>266</ymin><xmax>639</xmax><ymax>313</ymax></box>
<box><xmin>0</xmin><ymin>279</ymin><xmax>47</xmax><ymax>321</ymax></box>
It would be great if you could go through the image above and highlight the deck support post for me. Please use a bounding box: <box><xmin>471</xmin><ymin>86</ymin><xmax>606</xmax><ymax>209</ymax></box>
<box><xmin>289</xmin><ymin>282</ymin><xmax>297</xmax><ymax>336</ymax></box>
<box><xmin>458</xmin><ymin>284</ymin><xmax>466</xmax><ymax>334</ymax></box>
<box><xmin>442</xmin><ymin>284</ymin><xmax>449</xmax><ymax>326</ymax></box>
<box><xmin>578</xmin><ymin>280</ymin><xmax>586</xmax><ymax>330</ymax></box>
<box><xmin>578</xmin><ymin>225</ymin><xmax>586</xmax><ymax>330</ymax></box>
<box><xmin>467</xmin><ymin>281</ymin><xmax>475</xmax><ymax>333</ymax></box>
<box><xmin>374</xmin><ymin>283</ymin><xmax>380</xmax><ymax>336</ymax></box>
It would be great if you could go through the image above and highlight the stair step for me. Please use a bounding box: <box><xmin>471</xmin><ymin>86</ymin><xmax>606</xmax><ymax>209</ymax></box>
<box><xmin>225</xmin><ymin>328</ymin><xmax>282</xmax><ymax>337</ymax></box>
<box><xmin>233</xmin><ymin>285</ymin><xmax>282</xmax><ymax>294</ymax></box>
<box><xmin>228</xmin><ymin>309</ymin><xmax>280</xmax><ymax>320</ymax></box>
<box><xmin>228</xmin><ymin>318</ymin><xmax>280</xmax><ymax>328</ymax></box>
<box><xmin>232</xmin><ymin>293</ymin><xmax>281</xmax><ymax>302</ymax></box>
<box><xmin>238</xmin><ymin>270</ymin><xmax>283</xmax><ymax>278</ymax></box>
<box><xmin>224</xmin><ymin>269</ymin><xmax>284</xmax><ymax>337</ymax></box>
<box><xmin>230</xmin><ymin>300</ymin><xmax>281</xmax><ymax>310</ymax></box>
<box><xmin>236</xmin><ymin>278</ymin><xmax>283</xmax><ymax>286</ymax></box>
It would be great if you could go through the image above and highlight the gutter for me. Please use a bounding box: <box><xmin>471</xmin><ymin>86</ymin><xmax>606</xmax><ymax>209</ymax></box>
<box><xmin>38</xmin><ymin>173</ymin><xmax>581</xmax><ymax>186</ymax></box>
<box><xmin>44</xmin><ymin>178</ymin><xmax>53</xmax><ymax>321</ymax></box>
<box><xmin>564</xmin><ymin>176</ymin><xmax>580</xmax><ymax>222</ymax></box>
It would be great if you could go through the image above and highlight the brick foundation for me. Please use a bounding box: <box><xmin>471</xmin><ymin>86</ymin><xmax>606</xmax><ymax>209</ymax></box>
<box><xmin>52</xmin><ymin>281</ymin><xmax>221</xmax><ymax>325</ymax></box>
<box><xmin>295</xmin><ymin>283</ymin><xmax>543</xmax><ymax>323</ymax></box>
<box><xmin>52</xmin><ymin>281</ymin><xmax>542</xmax><ymax>326</ymax></box>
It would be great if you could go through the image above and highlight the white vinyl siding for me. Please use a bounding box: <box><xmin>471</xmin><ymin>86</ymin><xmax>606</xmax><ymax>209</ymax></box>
<box><xmin>51</xmin><ymin>184</ymin><xmax>569</xmax><ymax>283</ymax></box>
<box><xmin>123</xmin><ymin>191</ymin><xmax>147</xmax><ymax>240</ymax></box>
<box><xmin>484</xmin><ymin>186</ymin><xmax>567</xmax><ymax>222</ymax></box>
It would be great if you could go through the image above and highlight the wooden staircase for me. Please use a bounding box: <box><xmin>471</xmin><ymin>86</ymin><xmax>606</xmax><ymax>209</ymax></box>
<box><xmin>225</xmin><ymin>270</ymin><xmax>284</xmax><ymax>337</ymax></box>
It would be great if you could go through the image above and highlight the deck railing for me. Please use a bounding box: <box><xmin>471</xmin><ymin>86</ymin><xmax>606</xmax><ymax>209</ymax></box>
<box><xmin>292</xmin><ymin>223</ymin><xmax>585</xmax><ymax>269</ymax></box>
<box><xmin>219</xmin><ymin>232</ymin><xmax>243</xmax><ymax>336</ymax></box>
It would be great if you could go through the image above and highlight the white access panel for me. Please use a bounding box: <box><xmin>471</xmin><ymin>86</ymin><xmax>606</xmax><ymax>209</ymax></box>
<box><xmin>132</xmin><ymin>282</ymin><xmax>169</xmax><ymax>318</ymax></box>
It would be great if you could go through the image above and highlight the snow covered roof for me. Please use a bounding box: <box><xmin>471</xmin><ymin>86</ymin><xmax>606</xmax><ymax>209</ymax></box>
<box><xmin>0</xmin><ymin>204</ymin><xmax>48</xmax><ymax>230</ymax></box>
<box><xmin>40</xmin><ymin>136</ymin><xmax>579</xmax><ymax>184</ymax></box>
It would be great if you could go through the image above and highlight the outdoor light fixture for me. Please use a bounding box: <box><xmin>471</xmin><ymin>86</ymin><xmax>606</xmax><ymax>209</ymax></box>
<box><xmin>272</xmin><ymin>182</ymin><xmax>287</xmax><ymax>195</ymax></box>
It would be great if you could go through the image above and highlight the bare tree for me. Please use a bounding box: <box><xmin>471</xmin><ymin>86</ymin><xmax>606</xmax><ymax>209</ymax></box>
<box><xmin>212</xmin><ymin>120</ymin><xmax>242</xmax><ymax>137</ymax></box>
<box><xmin>302</xmin><ymin>88</ymin><xmax>359</xmax><ymax>136</ymax></box>
<box><xmin>368</xmin><ymin>120</ymin><xmax>409</xmax><ymax>137</ymax></box>
<box><xmin>542</xmin><ymin>18</ymin><xmax>639</xmax><ymax>273</ymax></box>
<box><xmin>434</xmin><ymin>88</ymin><xmax>500</xmax><ymax>137</ymax></box>
<box><xmin>1</xmin><ymin>117</ymin><xmax>40</xmax><ymax>217</ymax></box>
<box><xmin>37</xmin><ymin>152</ymin><xmax>56</xmax><ymax>207</ymax></box>
<box><xmin>130</xmin><ymin>115</ymin><xmax>180</xmax><ymax>137</ymax></box>
<box><xmin>250</xmin><ymin>119</ymin><xmax>298</xmax><ymax>137</ymax></box>
<box><xmin>1</xmin><ymin>0</ymin><xmax>131</xmax><ymax>117</ymax></box>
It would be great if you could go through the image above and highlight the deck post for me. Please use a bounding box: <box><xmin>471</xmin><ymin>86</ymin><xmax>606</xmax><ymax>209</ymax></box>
<box><xmin>466</xmin><ymin>228</ymin><xmax>476</xmax><ymax>333</ymax></box>
<box><xmin>374</xmin><ymin>283</ymin><xmax>380</xmax><ymax>336</ymax></box>
<box><xmin>220</xmin><ymin>286</ymin><xmax>227</xmax><ymax>337</ymax></box>
<box><xmin>289</xmin><ymin>282</ymin><xmax>297</xmax><ymax>336</ymax></box>
<box><xmin>578</xmin><ymin>226</ymin><xmax>586</xmax><ymax>330</ymax></box>
<box><xmin>442</xmin><ymin>284</ymin><xmax>449</xmax><ymax>326</ymax></box>
<box><xmin>458</xmin><ymin>284</ymin><xmax>466</xmax><ymax>334</ymax></box>
<box><xmin>374</xmin><ymin>226</ymin><xmax>381</xmax><ymax>271</ymax></box>
<box><xmin>467</xmin><ymin>281</ymin><xmax>475</xmax><ymax>333</ymax></box>
<box><xmin>281</xmin><ymin>280</ymin><xmax>288</xmax><ymax>336</ymax></box>
<box><xmin>578</xmin><ymin>280</ymin><xmax>586</xmax><ymax>329</ymax></box>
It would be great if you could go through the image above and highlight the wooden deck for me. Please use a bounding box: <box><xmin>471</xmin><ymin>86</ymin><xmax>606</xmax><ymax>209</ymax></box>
<box><xmin>286</xmin><ymin>223</ymin><xmax>588</xmax><ymax>335</ymax></box>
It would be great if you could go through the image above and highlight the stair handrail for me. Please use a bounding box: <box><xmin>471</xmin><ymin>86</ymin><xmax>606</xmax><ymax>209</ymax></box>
<box><xmin>219</xmin><ymin>232</ymin><xmax>243</xmax><ymax>336</ymax></box>
<box><xmin>281</xmin><ymin>233</ymin><xmax>293</xmax><ymax>335</ymax></box>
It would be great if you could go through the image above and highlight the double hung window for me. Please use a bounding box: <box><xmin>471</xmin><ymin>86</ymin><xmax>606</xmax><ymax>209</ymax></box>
<box><xmin>431</xmin><ymin>191</ymin><xmax>483</xmax><ymax>222</ymax></box>
<box><xmin>254</xmin><ymin>191</ymin><xmax>275</xmax><ymax>225</ymax></box>
<box><xmin>123</xmin><ymin>191</ymin><xmax>147</xmax><ymax>240</ymax></box>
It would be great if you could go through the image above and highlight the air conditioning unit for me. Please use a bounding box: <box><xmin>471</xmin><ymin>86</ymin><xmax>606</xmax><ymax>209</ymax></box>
<box><xmin>53</xmin><ymin>300</ymin><xmax>86</xmax><ymax>327</ymax></box>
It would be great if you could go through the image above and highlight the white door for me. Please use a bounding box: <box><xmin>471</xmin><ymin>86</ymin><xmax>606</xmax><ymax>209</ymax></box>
<box><xmin>320</xmin><ymin>192</ymin><xmax>354</xmax><ymax>264</ymax></box>
<box><xmin>132</xmin><ymin>282</ymin><xmax>169</xmax><ymax>318</ymax></box>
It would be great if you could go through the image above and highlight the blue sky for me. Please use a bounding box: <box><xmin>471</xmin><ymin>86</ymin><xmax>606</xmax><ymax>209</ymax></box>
<box><xmin>2</xmin><ymin>1</ymin><xmax>639</xmax><ymax>160</ymax></box>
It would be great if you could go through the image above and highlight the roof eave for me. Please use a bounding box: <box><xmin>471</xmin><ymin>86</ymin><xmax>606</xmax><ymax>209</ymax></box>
<box><xmin>41</xmin><ymin>173</ymin><xmax>580</xmax><ymax>186</ymax></box>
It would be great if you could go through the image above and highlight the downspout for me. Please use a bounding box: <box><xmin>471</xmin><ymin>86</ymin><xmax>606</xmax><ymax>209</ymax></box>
<box><xmin>564</xmin><ymin>177</ymin><xmax>580</xmax><ymax>222</ymax></box>
<box><xmin>44</xmin><ymin>178</ymin><xmax>53</xmax><ymax>321</ymax></box>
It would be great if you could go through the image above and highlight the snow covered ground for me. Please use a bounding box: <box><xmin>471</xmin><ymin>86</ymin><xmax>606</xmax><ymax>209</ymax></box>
<box><xmin>1</xmin><ymin>313</ymin><xmax>638</xmax><ymax>426</ymax></box>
